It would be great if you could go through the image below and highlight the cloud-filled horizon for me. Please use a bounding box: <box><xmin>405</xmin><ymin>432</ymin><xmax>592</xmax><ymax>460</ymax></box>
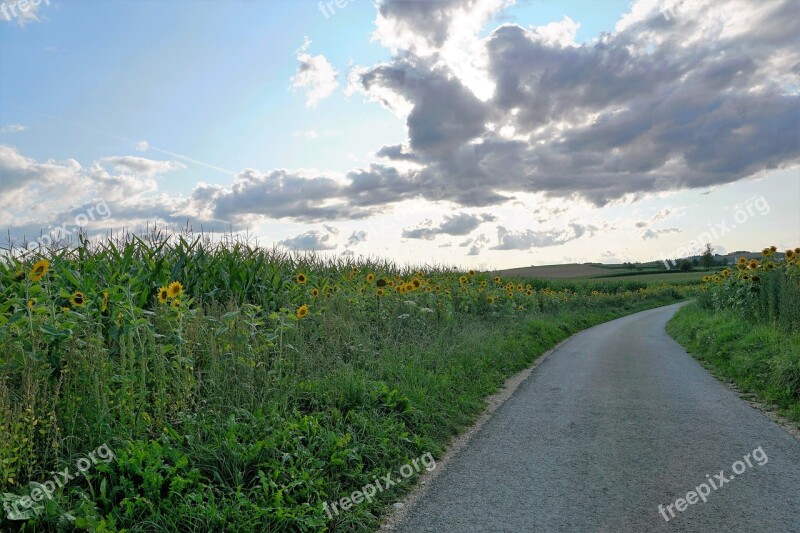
<box><xmin>1</xmin><ymin>0</ymin><xmax>798</xmax><ymax>267</ymax></box>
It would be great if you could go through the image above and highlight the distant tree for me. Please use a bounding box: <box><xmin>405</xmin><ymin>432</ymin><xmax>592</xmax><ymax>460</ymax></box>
<box><xmin>701</xmin><ymin>243</ymin><xmax>715</xmax><ymax>270</ymax></box>
<box><xmin>678</xmin><ymin>259</ymin><xmax>693</xmax><ymax>272</ymax></box>
<box><xmin>692</xmin><ymin>257</ymin><xmax>699</xmax><ymax>266</ymax></box>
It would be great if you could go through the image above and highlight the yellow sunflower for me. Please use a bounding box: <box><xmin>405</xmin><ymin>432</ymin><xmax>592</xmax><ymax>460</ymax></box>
<box><xmin>366</xmin><ymin>273</ymin><xmax>376</xmax><ymax>283</ymax></box>
<box><xmin>29</xmin><ymin>259</ymin><xmax>50</xmax><ymax>282</ymax></box>
<box><xmin>769</xmin><ymin>245</ymin><xmax>777</xmax><ymax>253</ymax></box>
<box><xmin>487</xmin><ymin>296</ymin><xmax>495</xmax><ymax>304</ymax></box>
<box><xmin>738</xmin><ymin>256</ymin><xmax>747</xmax><ymax>265</ymax></box>
<box><xmin>27</xmin><ymin>298</ymin><xmax>36</xmax><ymax>309</ymax></box>
<box><xmin>14</xmin><ymin>270</ymin><xmax>25</xmax><ymax>281</ymax></box>
<box><xmin>376</xmin><ymin>288</ymin><xmax>385</xmax><ymax>297</ymax></box>
<box><xmin>748</xmin><ymin>259</ymin><xmax>759</xmax><ymax>270</ymax></box>
<box><xmin>296</xmin><ymin>304</ymin><xmax>309</xmax><ymax>319</ymax></box>
<box><xmin>311</xmin><ymin>287</ymin><xmax>320</xmax><ymax>298</ymax></box>
<box><xmin>412</xmin><ymin>278</ymin><xmax>422</xmax><ymax>288</ymax></box>
<box><xmin>468</xmin><ymin>269</ymin><xmax>476</xmax><ymax>277</ymax></box>
<box><xmin>376</xmin><ymin>278</ymin><xmax>387</xmax><ymax>288</ymax></box>
<box><xmin>158</xmin><ymin>287</ymin><xmax>169</xmax><ymax>304</ymax></box>
<box><xmin>459</xmin><ymin>276</ymin><xmax>467</xmax><ymax>284</ymax></box>
<box><xmin>171</xmin><ymin>299</ymin><xmax>181</xmax><ymax>308</ymax></box>
<box><xmin>296</xmin><ymin>273</ymin><xmax>308</xmax><ymax>284</ymax></box>
<box><xmin>167</xmin><ymin>281</ymin><xmax>184</xmax><ymax>299</ymax></box>
<box><xmin>70</xmin><ymin>291</ymin><xmax>86</xmax><ymax>307</ymax></box>
<box><xmin>493</xmin><ymin>276</ymin><xmax>501</xmax><ymax>284</ymax></box>
<box><xmin>787</xmin><ymin>249</ymin><xmax>796</xmax><ymax>260</ymax></box>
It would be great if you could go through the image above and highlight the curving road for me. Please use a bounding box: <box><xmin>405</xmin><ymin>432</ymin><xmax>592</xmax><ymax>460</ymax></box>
<box><xmin>398</xmin><ymin>303</ymin><xmax>800</xmax><ymax>532</ymax></box>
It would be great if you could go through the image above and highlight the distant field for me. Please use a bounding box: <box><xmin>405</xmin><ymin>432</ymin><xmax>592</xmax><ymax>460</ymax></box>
<box><xmin>591</xmin><ymin>271</ymin><xmax>710</xmax><ymax>282</ymax></box>
<box><xmin>496</xmin><ymin>264</ymin><xmax>714</xmax><ymax>282</ymax></box>
<box><xmin>495</xmin><ymin>264</ymin><xmax>612</xmax><ymax>279</ymax></box>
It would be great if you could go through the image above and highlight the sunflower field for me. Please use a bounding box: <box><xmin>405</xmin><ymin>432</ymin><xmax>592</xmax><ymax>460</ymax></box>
<box><xmin>669</xmin><ymin>244</ymin><xmax>800</xmax><ymax>425</ymax></box>
<box><xmin>1</xmin><ymin>230</ymin><xmax>691</xmax><ymax>531</ymax></box>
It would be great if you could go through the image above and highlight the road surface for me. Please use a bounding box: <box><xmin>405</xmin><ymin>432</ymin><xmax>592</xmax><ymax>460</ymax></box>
<box><xmin>397</xmin><ymin>303</ymin><xmax>800</xmax><ymax>532</ymax></box>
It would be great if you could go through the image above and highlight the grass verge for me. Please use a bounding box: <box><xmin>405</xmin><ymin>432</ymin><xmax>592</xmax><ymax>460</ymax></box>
<box><xmin>667</xmin><ymin>302</ymin><xmax>800</xmax><ymax>424</ymax></box>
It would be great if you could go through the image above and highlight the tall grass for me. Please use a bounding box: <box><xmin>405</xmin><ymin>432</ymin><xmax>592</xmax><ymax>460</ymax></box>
<box><xmin>1</xmin><ymin>229</ymin><xmax>691</xmax><ymax>531</ymax></box>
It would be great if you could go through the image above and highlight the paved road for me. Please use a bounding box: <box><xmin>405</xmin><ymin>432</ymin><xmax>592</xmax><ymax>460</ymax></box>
<box><xmin>398</xmin><ymin>303</ymin><xmax>800</xmax><ymax>532</ymax></box>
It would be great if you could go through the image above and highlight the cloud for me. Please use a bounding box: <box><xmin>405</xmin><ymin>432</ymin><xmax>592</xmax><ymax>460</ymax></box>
<box><xmin>402</xmin><ymin>212</ymin><xmax>496</xmax><ymax>240</ymax></box>
<box><xmin>290</xmin><ymin>38</ymin><xmax>340</xmax><ymax>108</ymax></box>
<box><xmin>346</xmin><ymin>230</ymin><xmax>367</xmax><ymax>248</ymax></box>
<box><xmin>279</xmin><ymin>230</ymin><xmax>337</xmax><ymax>251</ymax></box>
<box><xmin>642</xmin><ymin>227</ymin><xmax>681</xmax><ymax>240</ymax></box>
<box><xmin>349</xmin><ymin>0</ymin><xmax>799</xmax><ymax>209</ymax></box>
<box><xmin>0</xmin><ymin>124</ymin><xmax>26</xmax><ymax>133</ymax></box>
<box><xmin>98</xmin><ymin>156</ymin><xmax>185</xmax><ymax>177</ymax></box>
<box><xmin>492</xmin><ymin>223</ymin><xmax>593</xmax><ymax>250</ymax></box>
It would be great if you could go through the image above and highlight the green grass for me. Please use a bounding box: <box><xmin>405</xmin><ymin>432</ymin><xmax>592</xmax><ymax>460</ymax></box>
<box><xmin>667</xmin><ymin>302</ymin><xmax>800</xmax><ymax>423</ymax></box>
<box><xmin>592</xmin><ymin>271</ymin><xmax>712</xmax><ymax>283</ymax></box>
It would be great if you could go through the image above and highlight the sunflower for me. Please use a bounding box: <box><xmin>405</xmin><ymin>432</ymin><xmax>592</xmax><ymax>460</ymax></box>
<box><xmin>526</xmin><ymin>289</ymin><xmax>533</xmax><ymax>296</ymax></box>
<box><xmin>751</xmin><ymin>275</ymin><xmax>761</xmax><ymax>282</ymax></box>
<box><xmin>405</xmin><ymin>282</ymin><xmax>415</xmax><ymax>292</ymax></box>
<box><xmin>486</xmin><ymin>296</ymin><xmax>495</xmax><ymax>304</ymax></box>
<box><xmin>14</xmin><ymin>270</ymin><xmax>25</xmax><ymax>281</ymax></box>
<box><xmin>168</xmin><ymin>281</ymin><xmax>184</xmax><ymax>299</ymax></box>
<box><xmin>459</xmin><ymin>276</ymin><xmax>467</xmax><ymax>284</ymax></box>
<box><xmin>517</xmin><ymin>284</ymin><xmax>523</xmax><ymax>292</ymax></box>
<box><xmin>480</xmin><ymin>280</ymin><xmax>487</xmax><ymax>287</ymax></box>
<box><xmin>738</xmin><ymin>256</ymin><xmax>747</xmax><ymax>265</ymax></box>
<box><xmin>748</xmin><ymin>259</ymin><xmax>758</xmax><ymax>270</ymax></box>
<box><xmin>376</xmin><ymin>288</ymin><xmax>385</xmax><ymax>297</ymax></box>
<box><xmin>412</xmin><ymin>278</ymin><xmax>422</xmax><ymax>288</ymax></box>
<box><xmin>769</xmin><ymin>245</ymin><xmax>777</xmax><ymax>253</ymax></box>
<box><xmin>376</xmin><ymin>278</ymin><xmax>387</xmax><ymax>288</ymax></box>
<box><xmin>366</xmin><ymin>273</ymin><xmax>375</xmax><ymax>283</ymax></box>
<box><xmin>468</xmin><ymin>269</ymin><xmax>475</xmax><ymax>277</ymax></box>
<box><xmin>296</xmin><ymin>304</ymin><xmax>309</xmax><ymax>319</ymax></box>
<box><xmin>762</xmin><ymin>247</ymin><xmax>771</xmax><ymax>255</ymax></box>
<box><xmin>27</xmin><ymin>299</ymin><xmax>36</xmax><ymax>309</ymax></box>
<box><xmin>311</xmin><ymin>287</ymin><xmax>320</xmax><ymax>298</ymax></box>
<box><xmin>29</xmin><ymin>259</ymin><xmax>50</xmax><ymax>282</ymax></box>
<box><xmin>795</xmin><ymin>247</ymin><xmax>800</xmax><ymax>255</ymax></box>
<box><xmin>171</xmin><ymin>299</ymin><xmax>181</xmax><ymax>308</ymax></box>
<box><xmin>493</xmin><ymin>276</ymin><xmax>501</xmax><ymax>284</ymax></box>
<box><xmin>158</xmin><ymin>287</ymin><xmax>169</xmax><ymax>304</ymax></box>
<box><xmin>70</xmin><ymin>291</ymin><xmax>86</xmax><ymax>307</ymax></box>
<box><xmin>434</xmin><ymin>285</ymin><xmax>441</xmax><ymax>292</ymax></box>
<box><xmin>787</xmin><ymin>249</ymin><xmax>796</xmax><ymax>260</ymax></box>
<box><xmin>296</xmin><ymin>273</ymin><xmax>308</xmax><ymax>284</ymax></box>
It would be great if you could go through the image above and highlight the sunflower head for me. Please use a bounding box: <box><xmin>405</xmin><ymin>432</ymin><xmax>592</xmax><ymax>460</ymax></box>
<box><xmin>296</xmin><ymin>304</ymin><xmax>309</xmax><ymax>319</ymax></box>
<box><xmin>376</xmin><ymin>288</ymin><xmax>385</xmax><ymax>297</ymax></box>
<box><xmin>311</xmin><ymin>288</ymin><xmax>320</xmax><ymax>297</ymax></box>
<box><xmin>296</xmin><ymin>273</ymin><xmax>308</xmax><ymax>284</ymax></box>
<box><xmin>376</xmin><ymin>278</ymin><xmax>387</xmax><ymax>288</ymax></box>
<box><xmin>468</xmin><ymin>269</ymin><xmax>475</xmax><ymax>277</ymax></box>
<box><xmin>526</xmin><ymin>289</ymin><xmax>533</xmax><ymax>296</ymax></box>
<box><xmin>167</xmin><ymin>281</ymin><xmax>184</xmax><ymax>299</ymax></box>
<box><xmin>738</xmin><ymin>256</ymin><xmax>747</xmax><ymax>265</ymax></box>
<box><xmin>486</xmin><ymin>296</ymin><xmax>495</xmax><ymax>304</ymax></box>
<box><xmin>459</xmin><ymin>276</ymin><xmax>467</xmax><ymax>284</ymax></box>
<box><xmin>366</xmin><ymin>273</ymin><xmax>376</xmax><ymax>283</ymax></box>
<box><xmin>405</xmin><ymin>282</ymin><xmax>415</xmax><ymax>292</ymax></box>
<box><xmin>787</xmin><ymin>249</ymin><xmax>796</xmax><ymax>260</ymax></box>
<box><xmin>493</xmin><ymin>276</ymin><xmax>501</xmax><ymax>284</ymax></box>
<box><xmin>29</xmin><ymin>259</ymin><xmax>50</xmax><ymax>282</ymax></box>
<box><xmin>769</xmin><ymin>245</ymin><xmax>777</xmax><ymax>253</ymax></box>
<box><xmin>14</xmin><ymin>270</ymin><xmax>25</xmax><ymax>281</ymax></box>
<box><xmin>748</xmin><ymin>259</ymin><xmax>758</xmax><ymax>270</ymax></box>
<box><xmin>27</xmin><ymin>298</ymin><xmax>36</xmax><ymax>309</ymax></box>
<box><xmin>412</xmin><ymin>278</ymin><xmax>422</xmax><ymax>288</ymax></box>
<box><xmin>762</xmin><ymin>247</ymin><xmax>771</xmax><ymax>256</ymax></box>
<box><xmin>158</xmin><ymin>287</ymin><xmax>169</xmax><ymax>304</ymax></box>
<box><xmin>70</xmin><ymin>291</ymin><xmax>86</xmax><ymax>307</ymax></box>
<box><xmin>171</xmin><ymin>298</ymin><xmax>181</xmax><ymax>308</ymax></box>
<box><xmin>751</xmin><ymin>275</ymin><xmax>761</xmax><ymax>282</ymax></box>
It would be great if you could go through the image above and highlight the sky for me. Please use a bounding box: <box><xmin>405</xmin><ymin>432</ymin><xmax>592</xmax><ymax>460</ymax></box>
<box><xmin>1</xmin><ymin>0</ymin><xmax>798</xmax><ymax>269</ymax></box>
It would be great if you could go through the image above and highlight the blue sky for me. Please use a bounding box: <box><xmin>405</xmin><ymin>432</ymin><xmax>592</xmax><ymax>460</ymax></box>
<box><xmin>1</xmin><ymin>0</ymin><xmax>798</xmax><ymax>267</ymax></box>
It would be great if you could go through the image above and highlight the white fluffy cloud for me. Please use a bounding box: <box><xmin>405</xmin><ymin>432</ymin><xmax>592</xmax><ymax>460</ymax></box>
<box><xmin>290</xmin><ymin>38</ymin><xmax>340</xmax><ymax>108</ymax></box>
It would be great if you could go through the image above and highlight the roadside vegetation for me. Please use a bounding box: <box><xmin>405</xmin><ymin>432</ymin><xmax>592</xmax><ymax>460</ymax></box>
<box><xmin>668</xmin><ymin>245</ymin><xmax>800</xmax><ymax>423</ymax></box>
<box><xmin>1</xmin><ymin>230</ymin><xmax>692</xmax><ymax>531</ymax></box>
